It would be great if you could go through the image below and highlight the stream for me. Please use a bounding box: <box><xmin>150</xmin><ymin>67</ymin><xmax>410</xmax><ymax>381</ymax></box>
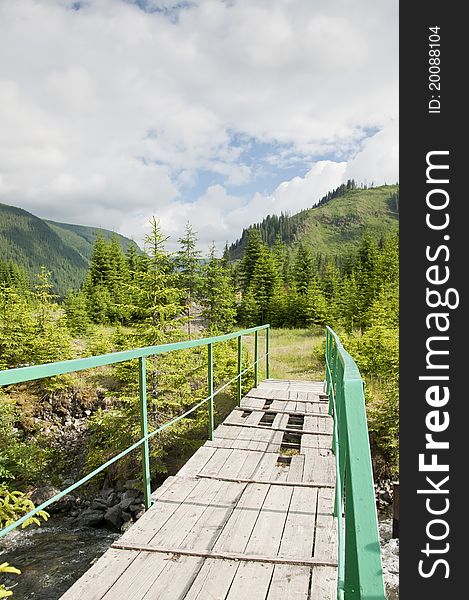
<box><xmin>1</xmin><ymin>514</ymin><xmax>399</xmax><ymax>599</ymax></box>
<box><xmin>0</xmin><ymin>516</ymin><xmax>119</xmax><ymax>600</ymax></box>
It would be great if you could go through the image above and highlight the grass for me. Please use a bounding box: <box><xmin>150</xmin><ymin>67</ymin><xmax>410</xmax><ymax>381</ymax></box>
<box><xmin>245</xmin><ymin>327</ymin><xmax>326</xmax><ymax>382</ymax></box>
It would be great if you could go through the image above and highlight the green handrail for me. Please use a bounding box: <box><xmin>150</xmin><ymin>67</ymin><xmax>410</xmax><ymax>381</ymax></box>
<box><xmin>325</xmin><ymin>326</ymin><xmax>385</xmax><ymax>600</ymax></box>
<box><xmin>0</xmin><ymin>324</ymin><xmax>270</xmax><ymax>539</ymax></box>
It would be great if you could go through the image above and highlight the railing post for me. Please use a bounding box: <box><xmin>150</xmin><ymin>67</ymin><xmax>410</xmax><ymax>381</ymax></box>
<box><xmin>254</xmin><ymin>330</ymin><xmax>259</xmax><ymax>387</ymax></box>
<box><xmin>138</xmin><ymin>357</ymin><xmax>152</xmax><ymax>510</ymax></box>
<box><xmin>237</xmin><ymin>335</ymin><xmax>243</xmax><ymax>405</ymax></box>
<box><xmin>208</xmin><ymin>343</ymin><xmax>214</xmax><ymax>440</ymax></box>
<box><xmin>265</xmin><ymin>326</ymin><xmax>270</xmax><ymax>380</ymax></box>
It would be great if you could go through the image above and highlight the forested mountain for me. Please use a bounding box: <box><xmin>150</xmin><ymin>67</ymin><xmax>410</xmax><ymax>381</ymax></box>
<box><xmin>0</xmin><ymin>202</ymin><xmax>140</xmax><ymax>294</ymax></box>
<box><xmin>229</xmin><ymin>183</ymin><xmax>399</xmax><ymax>261</ymax></box>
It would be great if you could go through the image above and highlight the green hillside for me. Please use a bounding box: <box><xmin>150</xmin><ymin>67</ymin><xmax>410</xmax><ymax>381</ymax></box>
<box><xmin>230</xmin><ymin>184</ymin><xmax>399</xmax><ymax>261</ymax></box>
<box><xmin>46</xmin><ymin>220</ymin><xmax>140</xmax><ymax>263</ymax></box>
<box><xmin>0</xmin><ymin>202</ymin><xmax>140</xmax><ymax>295</ymax></box>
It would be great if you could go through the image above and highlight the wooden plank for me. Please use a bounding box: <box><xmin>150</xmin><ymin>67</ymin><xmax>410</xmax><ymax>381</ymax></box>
<box><xmin>245</xmin><ymin>485</ymin><xmax>293</xmax><ymax>556</ymax></box>
<box><xmin>59</xmin><ymin>548</ymin><xmax>138</xmax><ymax>600</ymax></box>
<box><xmin>213</xmin><ymin>483</ymin><xmax>270</xmax><ymax>553</ymax></box>
<box><xmin>304</xmin><ymin>448</ymin><xmax>335</xmax><ymax>488</ymax></box>
<box><xmin>177</xmin><ymin>446</ymin><xmax>216</xmax><ymax>478</ymax></box>
<box><xmin>112</xmin><ymin>543</ymin><xmax>338</xmax><ymax>567</ymax></box>
<box><xmin>122</xmin><ymin>477</ymin><xmax>201</xmax><ymax>545</ymax></box>
<box><xmin>266</xmin><ymin>565</ymin><xmax>311</xmax><ymax>600</ymax></box>
<box><xmin>279</xmin><ymin>487</ymin><xmax>317</xmax><ymax>559</ymax></box>
<box><xmin>253</xmin><ymin>452</ymin><xmax>280</xmax><ymax>481</ymax></box>
<box><xmin>216</xmin><ymin>448</ymin><xmax>252</xmax><ymax>478</ymax></box>
<box><xmin>225</xmin><ymin>562</ymin><xmax>274</xmax><ymax>600</ymax></box>
<box><xmin>233</xmin><ymin>448</ymin><xmax>265</xmax><ymax>479</ymax></box>
<box><xmin>205</xmin><ymin>437</ymin><xmax>234</xmax><ymax>448</ymax></box>
<box><xmin>287</xmin><ymin>454</ymin><xmax>305</xmax><ymax>482</ymax></box>
<box><xmin>100</xmin><ymin>551</ymin><xmax>174</xmax><ymax>600</ymax></box>
<box><xmin>245</xmin><ymin>409</ymin><xmax>265</xmax><ymax>426</ymax></box>
<box><xmin>311</xmin><ymin>566</ymin><xmax>337</xmax><ymax>599</ymax></box>
<box><xmin>241</xmin><ymin>396</ymin><xmax>267</xmax><ymax>409</ymax></box>
<box><xmin>140</xmin><ymin>555</ymin><xmax>203</xmax><ymax>600</ymax></box>
<box><xmin>213</xmin><ymin>424</ymin><xmax>244</xmax><ymax>440</ymax></box>
<box><xmin>179</xmin><ymin>480</ymin><xmax>246</xmax><ymax>551</ymax></box>
<box><xmin>147</xmin><ymin>478</ymin><xmax>224</xmax><ymax>548</ymax></box>
<box><xmin>183</xmin><ymin>558</ymin><xmax>239</xmax><ymax>600</ymax></box>
<box><xmin>314</xmin><ymin>489</ymin><xmax>338</xmax><ymax>562</ymax></box>
<box><xmin>199</xmin><ymin>447</ymin><xmax>233</xmax><ymax>477</ymax></box>
<box><xmin>195</xmin><ymin>475</ymin><xmax>334</xmax><ymax>489</ymax></box>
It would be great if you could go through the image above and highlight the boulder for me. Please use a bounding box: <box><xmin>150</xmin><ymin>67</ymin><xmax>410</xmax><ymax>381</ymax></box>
<box><xmin>30</xmin><ymin>485</ymin><xmax>75</xmax><ymax>513</ymax></box>
<box><xmin>104</xmin><ymin>504</ymin><xmax>123</xmax><ymax>532</ymax></box>
<box><xmin>77</xmin><ymin>509</ymin><xmax>105</xmax><ymax>528</ymax></box>
<box><xmin>124</xmin><ymin>479</ymin><xmax>141</xmax><ymax>491</ymax></box>
<box><xmin>121</xmin><ymin>489</ymin><xmax>140</xmax><ymax>501</ymax></box>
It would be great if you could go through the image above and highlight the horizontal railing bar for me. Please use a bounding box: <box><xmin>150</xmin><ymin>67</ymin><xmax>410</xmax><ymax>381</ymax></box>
<box><xmin>0</xmin><ymin>434</ymin><xmax>147</xmax><ymax>538</ymax></box>
<box><xmin>0</xmin><ymin>325</ymin><xmax>269</xmax><ymax>387</ymax></box>
<box><xmin>0</xmin><ymin>340</ymin><xmax>267</xmax><ymax>538</ymax></box>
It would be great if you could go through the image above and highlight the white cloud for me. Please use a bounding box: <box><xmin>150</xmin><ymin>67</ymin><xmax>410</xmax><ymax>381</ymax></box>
<box><xmin>345</xmin><ymin>120</ymin><xmax>399</xmax><ymax>186</ymax></box>
<box><xmin>0</xmin><ymin>0</ymin><xmax>398</xmax><ymax>249</ymax></box>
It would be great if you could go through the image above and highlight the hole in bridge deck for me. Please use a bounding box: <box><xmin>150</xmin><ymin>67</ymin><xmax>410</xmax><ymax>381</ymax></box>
<box><xmin>241</xmin><ymin>410</ymin><xmax>251</xmax><ymax>418</ymax></box>
<box><xmin>263</xmin><ymin>399</ymin><xmax>273</xmax><ymax>409</ymax></box>
<box><xmin>276</xmin><ymin>455</ymin><xmax>292</xmax><ymax>467</ymax></box>
<box><xmin>279</xmin><ymin>430</ymin><xmax>302</xmax><ymax>456</ymax></box>
<box><xmin>286</xmin><ymin>414</ymin><xmax>304</xmax><ymax>430</ymax></box>
<box><xmin>259</xmin><ymin>412</ymin><xmax>276</xmax><ymax>427</ymax></box>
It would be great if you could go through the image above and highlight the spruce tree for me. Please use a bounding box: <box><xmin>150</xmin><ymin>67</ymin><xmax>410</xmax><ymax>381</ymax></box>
<box><xmin>176</xmin><ymin>223</ymin><xmax>201</xmax><ymax>337</ymax></box>
<box><xmin>293</xmin><ymin>243</ymin><xmax>314</xmax><ymax>294</ymax></box>
<box><xmin>239</xmin><ymin>229</ymin><xmax>264</xmax><ymax>291</ymax></box>
<box><xmin>250</xmin><ymin>247</ymin><xmax>282</xmax><ymax>325</ymax></box>
<box><xmin>131</xmin><ymin>217</ymin><xmax>182</xmax><ymax>345</ymax></box>
<box><xmin>239</xmin><ymin>286</ymin><xmax>259</xmax><ymax>327</ymax></box>
<box><xmin>201</xmin><ymin>243</ymin><xmax>237</xmax><ymax>332</ymax></box>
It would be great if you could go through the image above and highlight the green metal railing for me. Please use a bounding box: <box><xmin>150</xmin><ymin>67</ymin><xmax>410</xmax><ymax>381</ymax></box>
<box><xmin>325</xmin><ymin>326</ymin><xmax>385</xmax><ymax>600</ymax></box>
<box><xmin>0</xmin><ymin>324</ymin><xmax>270</xmax><ymax>539</ymax></box>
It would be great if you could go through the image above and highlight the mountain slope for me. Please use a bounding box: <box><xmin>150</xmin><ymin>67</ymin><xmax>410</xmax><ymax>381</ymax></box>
<box><xmin>0</xmin><ymin>202</ymin><xmax>140</xmax><ymax>294</ymax></box>
<box><xmin>46</xmin><ymin>220</ymin><xmax>139</xmax><ymax>263</ymax></box>
<box><xmin>229</xmin><ymin>184</ymin><xmax>399</xmax><ymax>261</ymax></box>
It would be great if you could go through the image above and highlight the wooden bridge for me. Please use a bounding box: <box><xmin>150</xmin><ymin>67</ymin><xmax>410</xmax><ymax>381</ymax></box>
<box><xmin>0</xmin><ymin>326</ymin><xmax>385</xmax><ymax>599</ymax></box>
<box><xmin>61</xmin><ymin>379</ymin><xmax>337</xmax><ymax>600</ymax></box>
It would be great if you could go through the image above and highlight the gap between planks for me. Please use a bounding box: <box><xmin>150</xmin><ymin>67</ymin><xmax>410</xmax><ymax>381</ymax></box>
<box><xmin>219</xmin><ymin>422</ymin><xmax>333</xmax><ymax>436</ymax></box>
<box><xmin>234</xmin><ymin>407</ymin><xmax>331</xmax><ymax>418</ymax></box>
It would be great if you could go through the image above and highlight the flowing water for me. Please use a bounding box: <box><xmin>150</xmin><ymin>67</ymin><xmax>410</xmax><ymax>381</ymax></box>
<box><xmin>1</xmin><ymin>513</ymin><xmax>399</xmax><ymax>599</ymax></box>
<box><xmin>0</xmin><ymin>516</ymin><xmax>119</xmax><ymax>600</ymax></box>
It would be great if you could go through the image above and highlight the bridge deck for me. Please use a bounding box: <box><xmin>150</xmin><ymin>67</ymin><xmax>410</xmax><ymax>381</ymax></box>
<box><xmin>60</xmin><ymin>380</ymin><xmax>338</xmax><ymax>600</ymax></box>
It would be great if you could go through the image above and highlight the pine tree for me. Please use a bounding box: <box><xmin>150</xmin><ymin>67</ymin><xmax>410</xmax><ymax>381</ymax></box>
<box><xmin>239</xmin><ymin>286</ymin><xmax>259</xmax><ymax>327</ymax></box>
<box><xmin>293</xmin><ymin>243</ymin><xmax>314</xmax><ymax>294</ymax></box>
<box><xmin>239</xmin><ymin>229</ymin><xmax>264</xmax><ymax>291</ymax></box>
<box><xmin>64</xmin><ymin>290</ymin><xmax>90</xmax><ymax>335</ymax></box>
<box><xmin>306</xmin><ymin>278</ymin><xmax>328</xmax><ymax>327</ymax></box>
<box><xmin>176</xmin><ymin>223</ymin><xmax>201</xmax><ymax>337</ymax></box>
<box><xmin>250</xmin><ymin>247</ymin><xmax>282</xmax><ymax>325</ymax></box>
<box><xmin>201</xmin><ymin>243</ymin><xmax>237</xmax><ymax>332</ymax></box>
<box><xmin>130</xmin><ymin>218</ymin><xmax>182</xmax><ymax>345</ymax></box>
<box><xmin>30</xmin><ymin>268</ymin><xmax>72</xmax><ymax>365</ymax></box>
<box><xmin>0</xmin><ymin>285</ymin><xmax>35</xmax><ymax>369</ymax></box>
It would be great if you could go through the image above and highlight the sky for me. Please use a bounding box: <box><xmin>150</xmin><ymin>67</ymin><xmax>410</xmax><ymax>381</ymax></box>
<box><xmin>0</xmin><ymin>0</ymin><xmax>398</xmax><ymax>251</ymax></box>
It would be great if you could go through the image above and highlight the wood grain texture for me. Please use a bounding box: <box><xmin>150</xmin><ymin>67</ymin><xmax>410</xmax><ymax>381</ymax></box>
<box><xmin>58</xmin><ymin>379</ymin><xmax>337</xmax><ymax>600</ymax></box>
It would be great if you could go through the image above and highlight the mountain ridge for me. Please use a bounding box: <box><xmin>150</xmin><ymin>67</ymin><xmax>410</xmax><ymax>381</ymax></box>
<box><xmin>0</xmin><ymin>202</ymin><xmax>140</xmax><ymax>294</ymax></box>
<box><xmin>229</xmin><ymin>184</ymin><xmax>399</xmax><ymax>261</ymax></box>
